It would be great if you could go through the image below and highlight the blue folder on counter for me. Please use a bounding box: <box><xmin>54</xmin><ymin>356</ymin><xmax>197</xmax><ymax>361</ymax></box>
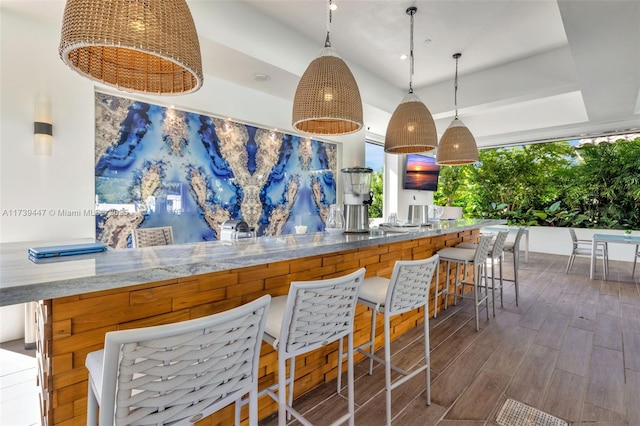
<box><xmin>28</xmin><ymin>242</ymin><xmax>108</xmax><ymax>259</ymax></box>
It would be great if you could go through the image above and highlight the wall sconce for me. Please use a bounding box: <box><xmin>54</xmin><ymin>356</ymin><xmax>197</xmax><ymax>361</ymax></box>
<box><xmin>34</xmin><ymin>96</ymin><xmax>52</xmax><ymax>156</ymax></box>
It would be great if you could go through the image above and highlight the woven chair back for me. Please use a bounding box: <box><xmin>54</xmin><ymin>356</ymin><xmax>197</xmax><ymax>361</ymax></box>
<box><xmin>282</xmin><ymin>268</ymin><xmax>365</xmax><ymax>355</ymax></box>
<box><xmin>474</xmin><ymin>235</ymin><xmax>494</xmax><ymax>265</ymax></box>
<box><xmin>101</xmin><ymin>295</ymin><xmax>270</xmax><ymax>426</ymax></box>
<box><xmin>386</xmin><ymin>254</ymin><xmax>439</xmax><ymax>316</ymax></box>
<box><xmin>491</xmin><ymin>231</ymin><xmax>510</xmax><ymax>260</ymax></box>
<box><xmin>132</xmin><ymin>226</ymin><xmax>174</xmax><ymax>248</ymax></box>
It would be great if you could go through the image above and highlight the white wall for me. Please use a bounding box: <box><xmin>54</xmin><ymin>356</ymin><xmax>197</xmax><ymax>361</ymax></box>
<box><xmin>383</xmin><ymin>154</ymin><xmax>435</xmax><ymax>223</ymax></box>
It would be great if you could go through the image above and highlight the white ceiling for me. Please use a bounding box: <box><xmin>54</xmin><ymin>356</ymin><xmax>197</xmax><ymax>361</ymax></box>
<box><xmin>5</xmin><ymin>0</ymin><xmax>640</xmax><ymax>149</ymax></box>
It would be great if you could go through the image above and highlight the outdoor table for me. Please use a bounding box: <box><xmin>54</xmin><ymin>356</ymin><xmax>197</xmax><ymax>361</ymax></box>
<box><xmin>590</xmin><ymin>233</ymin><xmax>640</xmax><ymax>279</ymax></box>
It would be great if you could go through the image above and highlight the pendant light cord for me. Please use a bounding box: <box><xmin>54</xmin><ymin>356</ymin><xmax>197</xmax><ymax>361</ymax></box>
<box><xmin>453</xmin><ymin>53</ymin><xmax>461</xmax><ymax>119</ymax></box>
<box><xmin>408</xmin><ymin>7</ymin><xmax>416</xmax><ymax>94</ymax></box>
<box><xmin>325</xmin><ymin>0</ymin><xmax>332</xmax><ymax>47</ymax></box>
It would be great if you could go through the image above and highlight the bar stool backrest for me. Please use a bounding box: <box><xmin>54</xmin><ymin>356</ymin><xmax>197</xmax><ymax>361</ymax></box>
<box><xmin>279</xmin><ymin>268</ymin><xmax>365</xmax><ymax>355</ymax></box>
<box><xmin>98</xmin><ymin>295</ymin><xmax>270</xmax><ymax>426</ymax></box>
<box><xmin>132</xmin><ymin>226</ymin><xmax>174</xmax><ymax>248</ymax></box>
<box><xmin>475</xmin><ymin>235</ymin><xmax>494</xmax><ymax>264</ymax></box>
<box><xmin>386</xmin><ymin>254</ymin><xmax>439</xmax><ymax>316</ymax></box>
<box><xmin>492</xmin><ymin>231</ymin><xmax>509</xmax><ymax>259</ymax></box>
<box><xmin>513</xmin><ymin>226</ymin><xmax>526</xmax><ymax>250</ymax></box>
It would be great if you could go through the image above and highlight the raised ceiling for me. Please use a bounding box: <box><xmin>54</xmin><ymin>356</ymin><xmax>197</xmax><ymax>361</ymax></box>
<box><xmin>5</xmin><ymin>0</ymin><xmax>640</xmax><ymax>148</ymax></box>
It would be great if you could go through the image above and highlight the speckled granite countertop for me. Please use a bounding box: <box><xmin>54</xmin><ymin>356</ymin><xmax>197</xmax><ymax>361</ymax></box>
<box><xmin>0</xmin><ymin>219</ymin><xmax>502</xmax><ymax>306</ymax></box>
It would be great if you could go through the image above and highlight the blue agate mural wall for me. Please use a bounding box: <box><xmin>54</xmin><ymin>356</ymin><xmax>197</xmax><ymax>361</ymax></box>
<box><xmin>94</xmin><ymin>92</ymin><xmax>338</xmax><ymax>248</ymax></box>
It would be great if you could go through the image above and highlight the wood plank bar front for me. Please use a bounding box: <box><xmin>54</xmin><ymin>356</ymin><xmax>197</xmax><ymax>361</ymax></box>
<box><xmin>39</xmin><ymin>229</ymin><xmax>479</xmax><ymax>425</ymax></box>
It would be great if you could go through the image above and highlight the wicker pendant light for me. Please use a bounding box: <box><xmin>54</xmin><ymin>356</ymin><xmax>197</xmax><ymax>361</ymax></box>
<box><xmin>292</xmin><ymin>0</ymin><xmax>363</xmax><ymax>135</ymax></box>
<box><xmin>59</xmin><ymin>0</ymin><xmax>203</xmax><ymax>95</ymax></box>
<box><xmin>436</xmin><ymin>53</ymin><xmax>478</xmax><ymax>165</ymax></box>
<box><xmin>384</xmin><ymin>7</ymin><xmax>437</xmax><ymax>154</ymax></box>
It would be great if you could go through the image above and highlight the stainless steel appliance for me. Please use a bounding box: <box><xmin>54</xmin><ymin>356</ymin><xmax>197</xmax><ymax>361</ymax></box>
<box><xmin>407</xmin><ymin>205</ymin><xmax>430</xmax><ymax>225</ymax></box>
<box><xmin>341</xmin><ymin>167</ymin><xmax>373</xmax><ymax>233</ymax></box>
<box><xmin>408</xmin><ymin>205</ymin><xmax>444</xmax><ymax>225</ymax></box>
<box><xmin>220</xmin><ymin>220</ymin><xmax>255</xmax><ymax>241</ymax></box>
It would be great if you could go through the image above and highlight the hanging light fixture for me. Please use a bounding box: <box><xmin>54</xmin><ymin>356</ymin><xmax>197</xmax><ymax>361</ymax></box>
<box><xmin>59</xmin><ymin>0</ymin><xmax>203</xmax><ymax>95</ymax></box>
<box><xmin>384</xmin><ymin>7</ymin><xmax>437</xmax><ymax>154</ymax></box>
<box><xmin>436</xmin><ymin>53</ymin><xmax>478</xmax><ymax>165</ymax></box>
<box><xmin>292</xmin><ymin>0</ymin><xmax>363</xmax><ymax>135</ymax></box>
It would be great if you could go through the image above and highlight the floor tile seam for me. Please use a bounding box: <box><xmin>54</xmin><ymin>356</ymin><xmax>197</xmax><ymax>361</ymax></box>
<box><xmin>296</xmin><ymin>389</ymin><xmax>363</xmax><ymax>418</ymax></box>
<box><xmin>583</xmin><ymin>344</ymin><xmax>628</xmax><ymax>419</ymax></box>
<box><xmin>429</xmin><ymin>321</ymin><xmax>485</xmax><ymax>366</ymax></box>
<box><xmin>352</xmin><ymin>386</ymin><xmax>385</xmax><ymax>416</ymax></box>
<box><xmin>437</xmin><ymin>366</ymin><xmax>504</xmax><ymax>424</ymax></box>
<box><xmin>390</xmin><ymin>390</ymin><xmax>439</xmax><ymax>425</ymax></box>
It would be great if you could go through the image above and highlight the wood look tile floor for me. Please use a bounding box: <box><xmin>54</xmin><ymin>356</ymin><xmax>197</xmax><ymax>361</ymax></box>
<box><xmin>260</xmin><ymin>252</ymin><xmax>640</xmax><ymax>426</ymax></box>
<box><xmin>1</xmin><ymin>252</ymin><xmax>639</xmax><ymax>425</ymax></box>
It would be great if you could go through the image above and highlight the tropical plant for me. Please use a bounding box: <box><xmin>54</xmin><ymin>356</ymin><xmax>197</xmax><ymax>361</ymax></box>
<box><xmin>369</xmin><ymin>169</ymin><xmax>384</xmax><ymax>218</ymax></box>
<box><xmin>447</xmin><ymin>136</ymin><xmax>640</xmax><ymax>229</ymax></box>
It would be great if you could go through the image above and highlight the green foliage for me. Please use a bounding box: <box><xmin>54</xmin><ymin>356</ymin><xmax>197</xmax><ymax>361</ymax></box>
<box><xmin>369</xmin><ymin>169</ymin><xmax>384</xmax><ymax>218</ymax></box>
<box><xmin>434</xmin><ymin>164</ymin><xmax>475</xmax><ymax>207</ymax></box>
<box><xmin>447</xmin><ymin>137</ymin><xmax>640</xmax><ymax>229</ymax></box>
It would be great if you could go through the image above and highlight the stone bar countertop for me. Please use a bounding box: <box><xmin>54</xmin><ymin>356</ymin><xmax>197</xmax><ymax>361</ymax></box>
<box><xmin>0</xmin><ymin>219</ymin><xmax>502</xmax><ymax>306</ymax></box>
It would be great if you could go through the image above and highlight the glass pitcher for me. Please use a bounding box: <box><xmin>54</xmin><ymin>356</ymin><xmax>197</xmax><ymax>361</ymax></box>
<box><xmin>326</xmin><ymin>204</ymin><xmax>345</xmax><ymax>230</ymax></box>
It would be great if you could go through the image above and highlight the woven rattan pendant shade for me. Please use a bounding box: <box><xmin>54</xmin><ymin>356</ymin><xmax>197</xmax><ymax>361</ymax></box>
<box><xmin>292</xmin><ymin>47</ymin><xmax>363</xmax><ymax>135</ymax></box>
<box><xmin>59</xmin><ymin>0</ymin><xmax>203</xmax><ymax>95</ymax></box>
<box><xmin>436</xmin><ymin>53</ymin><xmax>478</xmax><ymax>165</ymax></box>
<box><xmin>385</xmin><ymin>92</ymin><xmax>438</xmax><ymax>154</ymax></box>
<box><xmin>436</xmin><ymin>118</ymin><xmax>478</xmax><ymax>165</ymax></box>
<box><xmin>384</xmin><ymin>6</ymin><xmax>437</xmax><ymax>154</ymax></box>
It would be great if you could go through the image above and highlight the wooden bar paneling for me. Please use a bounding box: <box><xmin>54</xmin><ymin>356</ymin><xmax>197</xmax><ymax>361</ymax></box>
<box><xmin>37</xmin><ymin>230</ymin><xmax>478</xmax><ymax>425</ymax></box>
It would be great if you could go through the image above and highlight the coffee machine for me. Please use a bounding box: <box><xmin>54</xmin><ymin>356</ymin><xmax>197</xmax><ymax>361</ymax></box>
<box><xmin>341</xmin><ymin>167</ymin><xmax>373</xmax><ymax>233</ymax></box>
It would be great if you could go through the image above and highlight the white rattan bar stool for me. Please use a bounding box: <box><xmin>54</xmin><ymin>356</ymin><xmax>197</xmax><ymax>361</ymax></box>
<box><xmin>501</xmin><ymin>226</ymin><xmax>526</xmax><ymax>306</ymax></box>
<box><xmin>85</xmin><ymin>295</ymin><xmax>270</xmax><ymax>426</ymax></box>
<box><xmin>351</xmin><ymin>255</ymin><xmax>438</xmax><ymax>426</ymax></box>
<box><xmin>131</xmin><ymin>226</ymin><xmax>174</xmax><ymax>248</ymax></box>
<box><xmin>457</xmin><ymin>231</ymin><xmax>509</xmax><ymax>316</ymax></box>
<box><xmin>435</xmin><ymin>235</ymin><xmax>493</xmax><ymax>331</ymax></box>
<box><xmin>262</xmin><ymin>268</ymin><xmax>365</xmax><ymax>426</ymax></box>
<box><xmin>457</xmin><ymin>227</ymin><xmax>526</xmax><ymax>307</ymax></box>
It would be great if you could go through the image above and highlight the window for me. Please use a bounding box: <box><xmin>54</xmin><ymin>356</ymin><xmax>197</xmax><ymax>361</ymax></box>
<box><xmin>365</xmin><ymin>141</ymin><xmax>384</xmax><ymax>218</ymax></box>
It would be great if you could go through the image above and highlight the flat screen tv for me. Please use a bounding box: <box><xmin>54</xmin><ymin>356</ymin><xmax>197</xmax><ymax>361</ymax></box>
<box><xmin>403</xmin><ymin>154</ymin><xmax>440</xmax><ymax>191</ymax></box>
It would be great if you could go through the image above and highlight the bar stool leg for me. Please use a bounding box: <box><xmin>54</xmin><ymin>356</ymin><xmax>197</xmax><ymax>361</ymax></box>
<box><xmin>490</xmin><ymin>257</ymin><xmax>496</xmax><ymax>316</ymax></box>
<box><xmin>499</xmin><ymin>254</ymin><xmax>504</xmax><ymax>307</ymax></box>
<box><xmin>277</xmin><ymin>356</ymin><xmax>287</xmax><ymax>426</ymax></box>
<box><xmin>87</xmin><ymin>382</ymin><xmax>98</xmax><ymax>425</ymax></box>
<box><xmin>443</xmin><ymin>260</ymin><xmax>451</xmax><ymax>311</ymax></box>
<box><xmin>454</xmin><ymin>262</ymin><xmax>461</xmax><ymax>305</ymax></box>
<box><xmin>368</xmin><ymin>309</ymin><xmax>377</xmax><ymax>375</ymax></box>
<box><xmin>347</xmin><ymin>332</ymin><xmax>356</xmax><ymax>426</ymax></box>
<box><xmin>337</xmin><ymin>338</ymin><xmax>344</xmax><ymax>393</ymax></box>
<box><xmin>423</xmin><ymin>310</ymin><xmax>431</xmax><ymax>405</ymax></box>
<box><xmin>473</xmin><ymin>266</ymin><xmax>480</xmax><ymax>331</ymax></box>
<box><xmin>384</xmin><ymin>314</ymin><xmax>393</xmax><ymax>426</ymax></box>
<box><xmin>513</xmin><ymin>249</ymin><xmax>520</xmax><ymax>306</ymax></box>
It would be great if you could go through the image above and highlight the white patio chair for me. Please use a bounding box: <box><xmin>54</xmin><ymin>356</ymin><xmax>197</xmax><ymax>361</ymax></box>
<box><xmin>131</xmin><ymin>226</ymin><xmax>174</xmax><ymax>248</ymax></box>
<box><xmin>632</xmin><ymin>244</ymin><xmax>639</xmax><ymax>277</ymax></box>
<box><xmin>435</xmin><ymin>235</ymin><xmax>494</xmax><ymax>331</ymax></box>
<box><xmin>566</xmin><ymin>228</ymin><xmax>608</xmax><ymax>276</ymax></box>
<box><xmin>352</xmin><ymin>254</ymin><xmax>439</xmax><ymax>426</ymax></box>
<box><xmin>85</xmin><ymin>295</ymin><xmax>270</xmax><ymax>426</ymax></box>
<box><xmin>262</xmin><ymin>268</ymin><xmax>365</xmax><ymax>426</ymax></box>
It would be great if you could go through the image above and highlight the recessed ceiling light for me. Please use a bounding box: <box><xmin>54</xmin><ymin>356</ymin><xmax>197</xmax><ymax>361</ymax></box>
<box><xmin>400</xmin><ymin>54</ymin><xmax>408</xmax><ymax>60</ymax></box>
<box><xmin>330</xmin><ymin>3</ymin><xmax>338</xmax><ymax>11</ymax></box>
<box><xmin>253</xmin><ymin>73</ymin><xmax>271</xmax><ymax>82</ymax></box>
<box><xmin>424</xmin><ymin>38</ymin><xmax>432</xmax><ymax>44</ymax></box>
